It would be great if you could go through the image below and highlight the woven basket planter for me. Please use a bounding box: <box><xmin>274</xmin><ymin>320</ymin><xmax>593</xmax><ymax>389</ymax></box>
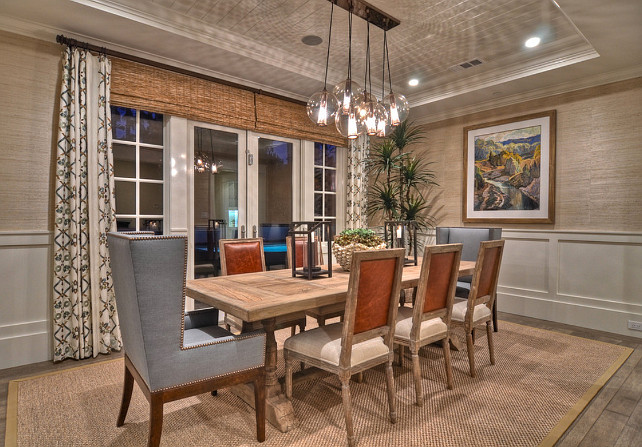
<box><xmin>332</xmin><ymin>242</ymin><xmax>387</xmax><ymax>271</ymax></box>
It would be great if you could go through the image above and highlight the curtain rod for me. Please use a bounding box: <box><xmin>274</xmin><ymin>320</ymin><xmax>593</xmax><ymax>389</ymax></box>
<box><xmin>55</xmin><ymin>34</ymin><xmax>306</xmax><ymax>106</ymax></box>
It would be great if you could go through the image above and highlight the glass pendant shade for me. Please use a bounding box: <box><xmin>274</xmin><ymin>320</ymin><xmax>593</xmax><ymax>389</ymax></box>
<box><xmin>333</xmin><ymin>79</ymin><xmax>362</xmax><ymax>115</ymax></box>
<box><xmin>307</xmin><ymin>89</ymin><xmax>338</xmax><ymax>126</ymax></box>
<box><xmin>384</xmin><ymin>92</ymin><xmax>409</xmax><ymax>126</ymax></box>
<box><xmin>359</xmin><ymin>99</ymin><xmax>386</xmax><ymax>136</ymax></box>
<box><xmin>335</xmin><ymin>106</ymin><xmax>364</xmax><ymax>139</ymax></box>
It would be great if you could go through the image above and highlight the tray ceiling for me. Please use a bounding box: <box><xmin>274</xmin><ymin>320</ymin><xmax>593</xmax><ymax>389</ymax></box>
<box><xmin>0</xmin><ymin>0</ymin><xmax>640</xmax><ymax>122</ymax></box>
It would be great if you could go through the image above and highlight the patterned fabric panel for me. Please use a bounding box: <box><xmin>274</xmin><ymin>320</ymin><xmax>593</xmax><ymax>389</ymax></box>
<box><xmin>346</xmin><ymin>135</ymin><xmax>369</xmax><ymax>229</ymax></box>
<box><xmin>423</xmin><ymin>251</ymin><xmax>456</xmax><ymax>313</ymax></box>
<box><xmin>223</xmin><ymin>241</ymin><xmax>264</xmax><ymax>275</ymax></box>
<box><xmin>53</xmin><ymin>46</ymin><xmax>121</xmax><ymax>361</ymax></box>
<box><xmin>353</xmin><ymin>258</ymin><xmax>396</xmax><ymax>334</ymax></box>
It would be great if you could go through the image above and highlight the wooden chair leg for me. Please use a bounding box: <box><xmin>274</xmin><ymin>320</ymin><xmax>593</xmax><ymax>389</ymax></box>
<box><xmin>117</xmin><ymin>363</ymin><xmax>134</xmax><ymax>427</ymax></box>
<box><xmin>285</xmin><ymin>359</ymin><xmax>293</xmax><ymax>399</ymax></box>
<box><xmin>340</xmin><ymin>377</ymin><xmax>356</xmax><ymax>447</ymax></box>
<box><xmin>254</xmin><ymin>373</ymin><xmax>266</xmax><ymax>442</ymax></box>
<box><xmin>291</xmin><ymin>326</ymin><xmax>296</xmax><ymax>337</ymax></box>
<box><xmin>486</xmin><ymin>321</ymin><xmax>495</xmax><ymax>365</ymax></box>
<box><xmin>316</xmin><ymin>317</ymin><xmax>326</xmax><ymax>327</ymax></box>
<box><xmin>441</xmin><ymin>337</ymin><xmax>454</xmax><ymax>390</ymax></box>
<box><xmin>385</xmin><ymin>361</ymin><xmax>397</xmax><ymax>423</ymax></box>
<box><xmin>148</xmin><ymin>394</ymin><xmax>163</xmax><ymax>447</ymax></box>
<box><xmin>352</xmin><ymin>372</ymin><xmax>364</xmax><ymax>383</ymax></box>
<box><xmin>466</xmin><ymin>331</ymin><xmax>476</xmax><ymax>378</ymax></box>
<box><xmin>410</xmin><ymin>348</ymin><xmax>423</xmax><ymax>406</ymax></box>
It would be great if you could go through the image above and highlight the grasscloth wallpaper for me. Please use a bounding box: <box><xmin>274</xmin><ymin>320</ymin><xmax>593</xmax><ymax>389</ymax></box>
<box><xmin>0</xmin><ymin>31</ymin><xmax>641</xmax><ymax>233</ymax></box>
<box><xmin>410</xmin><ymin>76</ymin><xmax>642</xmax><ymax>232</ymax></box>
<box><xmin>0</xmin><ymin>31</ymin><xmax>60</xmax><ymax>232</ymax></box>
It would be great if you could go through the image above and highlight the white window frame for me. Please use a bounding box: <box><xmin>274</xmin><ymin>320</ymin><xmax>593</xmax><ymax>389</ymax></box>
<box><xmin>112</xmin><ymin>107</ymin><xmax>165</xmax><ymax>233</ymax></box>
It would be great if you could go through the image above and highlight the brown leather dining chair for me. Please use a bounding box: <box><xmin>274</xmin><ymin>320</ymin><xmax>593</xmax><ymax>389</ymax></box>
<box><xmin>284</xmin><ymin>248</ymin><xmax>405</xmax><ymax>447</ymax></box>
<box><xmin>220</xmin><ymin>237</ymin><xmax>307</xmax><ymax>336</ymax></box>
<box><xmin>286</xmin><ymin>235</ymin><xmax>345</xmax><ymax>327</ymax></box>
<box><xmin>393</xmin><ymin>243</ymin><xmax>462</xmax><ymax>405</ymax></box>
<box><xmin>450</xmin><ymin>239</ymin><xmax>505</xmax><ymax>377</ymax></box>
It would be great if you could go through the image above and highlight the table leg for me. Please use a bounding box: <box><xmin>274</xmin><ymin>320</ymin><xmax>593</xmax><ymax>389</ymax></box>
<box><xmin>230</xmin><ymin>317</ymin><xmax>298</xmax><ymax>432</ymax></box>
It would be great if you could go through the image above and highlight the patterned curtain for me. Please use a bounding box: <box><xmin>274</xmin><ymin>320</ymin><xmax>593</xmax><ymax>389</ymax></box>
<box><xmin>53</xmin><ymin>47</ymin><xmax>122</xmax><ymax>361</ymax></box>
<box><xmin>346</xmin><ymin>134</ymin><xmax>370</xmax><ymax>229</ymax></box>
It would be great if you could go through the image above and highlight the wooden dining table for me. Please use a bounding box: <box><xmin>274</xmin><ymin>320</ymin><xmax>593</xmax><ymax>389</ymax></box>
<box><xmin>186</xmin><ymin>260</ymin><xmax>476</xmax><ymax>432</ymax></box>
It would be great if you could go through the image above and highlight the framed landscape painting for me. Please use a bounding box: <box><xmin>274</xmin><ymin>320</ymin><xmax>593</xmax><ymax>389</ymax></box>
<box><xmin>463</xmin><ymin>110</ymin><xmax>556</xmax><ymax>223</ymax></box>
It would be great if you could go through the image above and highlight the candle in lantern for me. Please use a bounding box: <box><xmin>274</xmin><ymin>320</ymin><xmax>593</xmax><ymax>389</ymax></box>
<box><xmin>396</xmin><ymin>225</ymin><xmax>402</xmax><ymax>240</ymax></box>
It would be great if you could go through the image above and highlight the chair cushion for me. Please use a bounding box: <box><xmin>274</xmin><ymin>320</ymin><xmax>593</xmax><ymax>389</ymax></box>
<box><xmin>284</xmin><ymin>323</ymin><xmax>389</xmax><ymax>367</ymax></box>
<box><xmin>451</xmin><ymin>301</ymin><xmax>491</xmax><ymax>323</ymax></box>
<box><xmin>183</xmin><ymin>325</ymin><xmax>235</xmax><ymax>348</ymax></box>
<box><xmin>394</xmin><ymin>306</ymin><xmax>447</xmax><ymax>342</ymax></box>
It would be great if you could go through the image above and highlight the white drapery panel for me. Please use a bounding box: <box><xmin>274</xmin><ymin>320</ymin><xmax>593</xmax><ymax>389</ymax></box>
<box><xmin>346</xmin><ymin>134</ymin><xmax>369</xmax><ymax>229</ymax></box>
<box><xmin>53</xmin><ymin>46</ymin><xmax>121</xmax><ymax>361</ymax></box>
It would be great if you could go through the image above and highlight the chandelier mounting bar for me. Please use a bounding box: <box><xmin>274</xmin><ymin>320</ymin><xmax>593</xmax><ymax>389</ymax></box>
<box><xmin>329</xmin><ymin>0</ymin><xmax>400</xmax><ymax>31</ymax></box>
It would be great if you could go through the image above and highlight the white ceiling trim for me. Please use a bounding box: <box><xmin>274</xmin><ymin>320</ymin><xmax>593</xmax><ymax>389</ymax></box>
<box><xmin>409</xmin><ymin>44</ymin><xmax>599</xmax><ymax>107</ymax></box>
<box><xmin>0</xmin><ymin>14</ymin><xmax>309</xmax><ymax>102</ymax></box>
<box><xmin>412</xmin><ymin>64</ymin><xmax>642</xmax><ymax>125</ymax></box>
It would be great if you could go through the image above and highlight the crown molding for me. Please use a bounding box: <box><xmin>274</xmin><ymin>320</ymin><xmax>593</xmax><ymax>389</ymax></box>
<box><xmin>411</xmin><ymin>64</ymin><xmax>642</xmax><ymax>125</ymax></box>
<box><xmin>408</xmin><ymin>43</ymin><xmax>599</xmax><ymax>108</ymax></box>
<box><xmin>0</xmin><ymin>14</ymin><xmax>309</xmax><ymax>102</ymax></box>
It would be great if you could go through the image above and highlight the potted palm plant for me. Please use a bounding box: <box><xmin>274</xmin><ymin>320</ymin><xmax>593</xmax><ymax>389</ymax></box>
<box><xmin>367</xmin><ymin>120</ymin><xmax>439</xmax><ymax>250</ymax></box>
<box><xmin>332</xmin><ymin>228</ymin><xmax>386</xmax><ymax>271</ymax></box>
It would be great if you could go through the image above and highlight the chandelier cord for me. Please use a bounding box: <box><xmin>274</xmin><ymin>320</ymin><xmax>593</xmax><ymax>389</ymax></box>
<box><xmin>323</xmin><ymin>2</ymin><xmax>334</xmax><ymax>89</ymax></box>
<box><xmin>385</xmin><ymin>31</ymin><xmax>393</xmax><ymax>92</ymax></box>
<box><xmin>382</xmin><ymin>30</ymin><xmax>386</xmax><ymax>99</ymax></box>
<box><xmin>348</xmin><ymin>8</ymin><xmax>353</xmax><ymax>82</ymax></box>
<box><xmin>367</xmin><ymin>24</ymin><xmax>373</xmax><ymax>98</ymax></box>
<box><xmin>364</xmin><ymin>22</ymin><xmax>370</xmax><ymax>94</ymax></box>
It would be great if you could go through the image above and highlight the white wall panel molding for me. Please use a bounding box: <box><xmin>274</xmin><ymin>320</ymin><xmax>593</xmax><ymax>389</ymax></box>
<box><xmin>0</xmin><ymin>230</ymin><xmax>53</xmax><ymax>369</ymax></box>
<box><xmin>498</xmin><ymin>229</ymin><xmax>642</xmax><ymax>338</ymax></box>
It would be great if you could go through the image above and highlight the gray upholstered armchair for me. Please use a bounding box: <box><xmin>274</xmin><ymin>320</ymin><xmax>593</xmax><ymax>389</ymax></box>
<box><xmin>108</xmin><ymin>232</ymin><xmax>266</xmax><ymax>447</ymax></box>
<box><xmin>435</xmin><ymin>227</ymin><xmax>502</xmax><ymax>331</ymax></box>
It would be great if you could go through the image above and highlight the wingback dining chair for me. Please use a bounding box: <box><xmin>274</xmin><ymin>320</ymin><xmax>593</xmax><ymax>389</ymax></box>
<box><xmin>436</xmin><ymin>227</ymin><xmax>502</xmax><ymax>331</ymax></box>
<box><xmin>107</xmin><ymin>232</ymin><xmax>266</xmax><ymax>446</ymax></box>
<box><xmin>219</xmin><ymin>237</ymin><xmax>307</xmax><ymax>336</ymax></box>
<box><xmin>284</xmin><ymin>248</ymin><xmax>405</xmax><ymax>447</ymax></box>
<box><xmin>450</xmin><ymin>239</ymin><xmax>505</xmax><ymax>377</ymax></box>
<box><xmin>394</xmin><ymin>243</ymin><xmax>462</xmax><ymax>405</ymax></box>
<box><xmin>286</xmin><ymin>235</ymin><xmax>345</xmax><ymax>327</ymax></box>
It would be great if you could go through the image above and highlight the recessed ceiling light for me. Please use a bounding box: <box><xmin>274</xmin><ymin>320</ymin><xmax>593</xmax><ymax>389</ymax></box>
<box><xmin>525</xmin><ymin>36</ymin><xmax>541</xmax><ymax>48</ymax></box>
<box><xmin>301</xmin><ymin>35</ymin><xmax>323</xmax><ymax>46</ymax></box>
<box><xmin>408</xmin><ymin>78</ymin><xmax>419</xmax><ymax>86</ymax></box>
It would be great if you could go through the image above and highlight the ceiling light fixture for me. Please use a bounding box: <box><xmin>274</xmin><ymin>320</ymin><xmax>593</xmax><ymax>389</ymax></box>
<box><xmin>408</xmin><ymin>79</ymin><xmax>419</xmax><ymax>86</ymax></box>
<box><xmin>525</xmin><ymin>36</ymin><xmax>541</xmax><ymax>48</ymax></box>
<box><xmin>306</xmin><ymin>0</ymin><xmax>403</xmax><ymax>139</ymax></box>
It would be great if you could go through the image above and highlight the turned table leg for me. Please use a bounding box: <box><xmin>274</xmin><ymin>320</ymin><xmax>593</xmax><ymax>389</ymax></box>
<box><xmin>230</xmin><ymin>317</ymin><xmax>298</xmax><ymax>432</ymax></box>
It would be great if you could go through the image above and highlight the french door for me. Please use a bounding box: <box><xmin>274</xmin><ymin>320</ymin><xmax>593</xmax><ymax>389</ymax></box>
<box><xmin>188</xmin><ymin>122</ymin><xmax>300</xmax><ymax>279</ymax></box>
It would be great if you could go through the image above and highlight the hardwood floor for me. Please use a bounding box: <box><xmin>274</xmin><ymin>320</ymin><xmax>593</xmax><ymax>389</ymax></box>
<box><xmin>1</xmin><ymin>313</ymin><xmax>640</xmax><ymax>446</ymax></box>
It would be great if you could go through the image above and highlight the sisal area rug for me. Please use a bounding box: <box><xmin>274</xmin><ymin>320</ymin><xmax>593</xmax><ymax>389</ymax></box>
<box><xmin>5</xmin><ymin>321</ymin><xmax>632</xmax><ymax>447</ymax></box>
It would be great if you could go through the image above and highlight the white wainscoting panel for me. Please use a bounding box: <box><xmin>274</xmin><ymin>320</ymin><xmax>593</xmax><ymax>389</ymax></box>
<box><xmin>498</xmin><ymin>230</ymin><xmax>642</xmax><ymax>338</ymax></box>
<box><xmin>0</xmin><ymin>231</ymin><xmax>52</xmax><ymax>369</ymax></box>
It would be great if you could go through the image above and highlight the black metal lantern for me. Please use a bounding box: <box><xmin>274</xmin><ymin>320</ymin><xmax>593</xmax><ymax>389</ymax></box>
<box><xmin>384</xmin><ymin>220</ymin><xmax>418</xmax><ymax>266</ymax></box>
<box><xmin>207</xmin><ymin>219</ymin><xmax>226</xmax><ymax>271</ymax></box>
<box><xmin>289</xmin><ymin>221</ymin><xmax>333</xmax><ymax>279</ymax></box>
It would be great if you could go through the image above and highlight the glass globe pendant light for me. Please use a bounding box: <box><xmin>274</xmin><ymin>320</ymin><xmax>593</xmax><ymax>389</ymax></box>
<box><xmin>306</xmin><ymin>2</ymin><xmax>338</xmax><ymax>126</ymax></box>
<box><xmin>334</xmin><ymin>8</ymin><xmax>363</xmax><ymax>138</ymax></box>
<box><xmin>382</xmin><ymin>31</ymin><xmax>409</xmax><ymax>127</ymax></box>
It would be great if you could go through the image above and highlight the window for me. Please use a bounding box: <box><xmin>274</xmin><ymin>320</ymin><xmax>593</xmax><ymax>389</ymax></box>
<box><xmin>313</xmin><ymin>142</ymin><xmax>337</xmax><ymax>237</ymax></box>
<box><xmin>111</xmin><ymin>107</ymin><xmax>164</xmax><ymax>234</ymax></box>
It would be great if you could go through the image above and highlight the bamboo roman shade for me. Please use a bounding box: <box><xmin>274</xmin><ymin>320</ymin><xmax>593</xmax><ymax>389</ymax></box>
<box><xmin>110</xmin><ymin>58</ymin><xmax>346</xmax><ymax>147</ymax></box>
